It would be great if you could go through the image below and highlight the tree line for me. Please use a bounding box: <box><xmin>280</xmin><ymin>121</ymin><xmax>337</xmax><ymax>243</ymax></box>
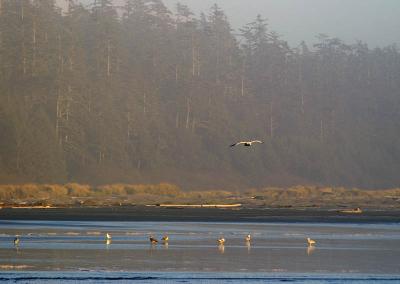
<box><xmin>0</xmin><ymin>0</ymin><xmax>399</xmax><ymax>189</ymax></box>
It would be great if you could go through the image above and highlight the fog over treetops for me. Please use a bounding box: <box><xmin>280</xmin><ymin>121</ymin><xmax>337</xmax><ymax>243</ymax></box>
<box><xmin>1</xmin><ymin>0</ymin><xmax>400</xmax><ymax>189</ymax></box>
<box><xmin>64</xmin><ymin>0</ymin><xmax>400</xmax><ymax>47</ymax></box>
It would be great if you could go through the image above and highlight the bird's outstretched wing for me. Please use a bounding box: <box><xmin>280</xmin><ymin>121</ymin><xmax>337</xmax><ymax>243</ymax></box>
<box><xmin>251</xmin><ymin>140</ymin><xmax>263</xmax><ymax>144</ymax></box>
<box><xmin>230</xmin><ymin>141</ymin><xmax>245</xmax><ymax>147</ymax></box>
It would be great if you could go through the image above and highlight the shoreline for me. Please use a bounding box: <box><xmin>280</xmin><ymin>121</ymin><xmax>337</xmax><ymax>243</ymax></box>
<box><xmin>1</xmin><ymin>206</ymin><xmax>400</xmax><ymax>223</ymax></box>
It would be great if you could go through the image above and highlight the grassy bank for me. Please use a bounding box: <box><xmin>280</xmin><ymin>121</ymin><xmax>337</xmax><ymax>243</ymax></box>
<box><xmin>0</xmin><ymin>183</ymin><xmax>400</xmax><ymax>209</ymax></box>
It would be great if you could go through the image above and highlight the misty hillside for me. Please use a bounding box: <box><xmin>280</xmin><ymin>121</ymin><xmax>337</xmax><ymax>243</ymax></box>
<box><xmin>0</xmin><ymin>0</ymin><xmax>400</xmax><ymax>189</ymax></box>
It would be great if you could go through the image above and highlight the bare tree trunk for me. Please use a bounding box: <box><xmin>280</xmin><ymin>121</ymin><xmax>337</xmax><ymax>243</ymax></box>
<box><xmin>16</xmin><ymin>137</ymin><xmax>22</xmax><ymax>172</ymax></box>
<box><xmin>127</xmin><ymin>112</ymin><xmax>131</xmax><ymax>140</ymax></box>
<box><xmin>22</xmin><ymin>42</ymin><xmax>27</xmax><ymax>75</ymax></box>
<box><xmin>107</xmin><ymin>40</ymin><xmax>111</xmax><ymax>77</ymax></box>
<box><xmin>66</xmin><ymin>85</ymin><xmax>71</xmax><ymax>122</ymax></box>
<box><xmin>68</xmin><ymin>55</ymin><xmax>73</xmax><ymax>71</ymax></box>
<box><xmin>58</xmin><ymin>34</ymin><xmax>64</xmax><ymax>73</ymax></box>
<box><xmin>32</xmin><ymin>20</ymin><xmax>36</xmax><ymax>71</ymax></box>
<box><xmin>185</xmin><ymin>97</ymin><xmax>191</xmax><ymax>129</ymax></box>
<box><xmin>175</xmin><ymin>111</ymin><xmax>179</xmax><ymax>128</ymax></box>
<box><xmin>196</xmin><ymin>48</ymin><xmax>200</xmax><ymax>76</ymax></box>
<box><xmin>320</xmin><ymin>119</ymin><xmax>324</xmax><ymax>142</ymax></box>
<box><xmin>216</xmin><ymin>48</ymin><xmax>220</xmax><ymax>83</ymax></box>
<box><xmin>21</xmin><ymin>1</ymin><xmax>24</xmax><ymax>21</ymax></box>
<box><xmin>191</xmin><ymin>117</ymin><xmax>196</xmax><ymax>133</ymax></box>
<box><xmin>269</xmin><ymin>102</ymin><xmax>274</xmax><ymax>138</ymax></box>
<box><xmin>241</xmin><ymin>77</ymin><xmax>244</xmax><ymax>96</ymax></box>
<box><xmin>16</xmin><ymin>148</ymin><xmax>20</xmax><ymax>172</ymax></box>
<box><xmin>143</xmin><ymin>92</ymin><xmax>146</xmax><ymax>114</ymax></box>
<box><xmin>367</xmin><ymin>65</ymin><xmax>371</xmax><ymax>85</ymax></box>
<box><xmin>21</xmin><ymin>6</ymin><xmax>26</xmax><ymax>76</ymax></box>
<box><xmin>191</xmin><ymin>34</ymin><xmax>196</xmax><ymax>77</ymax></box>
<box><xmin>56</xmin><ymin>93</ymin><xmax>60</xmax><ymax>143</ymax></box>
<box><xmin>298</xmin><ymin>60</ymin><xmax>304</xmax><ymax>114</ymax></box>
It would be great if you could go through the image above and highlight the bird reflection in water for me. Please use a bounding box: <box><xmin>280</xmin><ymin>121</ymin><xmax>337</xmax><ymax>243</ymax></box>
<box><xmin>106</xmin><ymin>239</ymin><xmax>111</xmax><ymax>248</ymax></box>
<box><xmin>218</xmin><ymin>244</ymin><xmax>225</xmax><ymax>254</ymax></box>
<box><xmin>307</xmin><ymin>245</ymin><xmax>316</xmax><ymax>256</ymax></box>
<box><xmin>246</xmin><ymin>240</ymin><xmax>251</xmax><ymax>253</ymax></box>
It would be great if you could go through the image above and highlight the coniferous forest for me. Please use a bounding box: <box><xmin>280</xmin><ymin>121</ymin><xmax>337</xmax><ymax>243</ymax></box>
<box><xmin>0</xmin><ymin>0</ymin><xmax>400</xmax><ymax>190</ymax></box>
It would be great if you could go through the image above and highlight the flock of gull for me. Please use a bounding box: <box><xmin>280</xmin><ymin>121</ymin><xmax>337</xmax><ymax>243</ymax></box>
<box><xmin>11</xmin><ymin>139</ymin><xmax>321</xmax><ymax>252</ymax></box>
<box><xmin>12</xmin><ymin>233</ymin><xmax>316</xmax><ymax>250</ymax></box>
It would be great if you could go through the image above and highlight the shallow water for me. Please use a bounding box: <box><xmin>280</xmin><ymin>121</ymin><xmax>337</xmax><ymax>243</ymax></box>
<box><xmin>0</xmin><ymin>221</ymin><xmax>400</xmax><ymax>282</ymax></box>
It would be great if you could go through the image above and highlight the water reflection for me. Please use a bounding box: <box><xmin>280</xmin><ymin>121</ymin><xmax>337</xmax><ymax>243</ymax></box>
<box><xmin>218</xmin><ymin>244</ymin><xmax>225</xmax><ymax>254</ymax></box>
<box><xmin>307</xmin><ymin>245</ymin><xmax>316</xmax><ymax>256</ymax></box>
<box><xmin>2</xmin><ymin>221</ymin><xmax>399</xmax><ymax>274</ymax></box>
<box><xmin>245</xmin><ymin>241</ymin><xmax>251</xmax><ymax>253</ymax></box>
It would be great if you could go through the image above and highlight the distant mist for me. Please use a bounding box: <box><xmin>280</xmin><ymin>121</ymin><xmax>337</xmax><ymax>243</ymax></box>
<box><xmin>62</xmin><ymin>0</ymin><xmax>400</xmax><ymax>47</ymax></box>
<box><xmin>1</xmin><ymin>0</ymin><xmax>400</xmax><ymax>189</ymax></box>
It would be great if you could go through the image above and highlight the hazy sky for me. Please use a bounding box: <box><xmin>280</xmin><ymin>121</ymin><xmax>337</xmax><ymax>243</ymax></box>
<box><xmin>162</xmin><ymin>0</ymin><xmax>400</xmax><ymax>48</ymax></box>
<box><xmin>66</xmin><ymin>0</ymin><xmax>400</xmax><ymax>48</ymax></box>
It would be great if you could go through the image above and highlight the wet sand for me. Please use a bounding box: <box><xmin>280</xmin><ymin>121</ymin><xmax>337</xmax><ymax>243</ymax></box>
<box><xmin>1</xmin><ymin>206</ymin><xmax>400</xmax><ymax>222</ymax></box>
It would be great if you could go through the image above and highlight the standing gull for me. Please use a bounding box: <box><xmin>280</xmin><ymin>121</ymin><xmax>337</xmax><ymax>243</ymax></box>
<box><xmin>162</xmin><ymin>235</ymin><xmax>169</xmax><ymax>242</ymax></box>
<box><xmin>14</xmin><ymin>236</ymin><xmax>20</xmax><ymax>246</ymax></box>
<box><xmin>307</xmin><ymin>237</ymin><xmax>316</xmax><ymax>246</ymax></box>
<box><xmin>149</xmin><ymin>235</ymin><xmax>158</xmax><ymax>244</ymax></box>
<box><xmin>230</xmin><ymin>140</ymin><xmax>263</xmax><ymax>147</ymax></box>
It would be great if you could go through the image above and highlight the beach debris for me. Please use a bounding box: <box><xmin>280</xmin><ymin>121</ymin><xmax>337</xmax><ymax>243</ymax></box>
<box><xmin>155</xmin><ymin>204</ymin><xmax>242</xmax><ymax>208</ymax></box>
<box><xmin>339</xmin><ymin>207</ymin><xmax>362</xmax><ymax>214</ymax></box>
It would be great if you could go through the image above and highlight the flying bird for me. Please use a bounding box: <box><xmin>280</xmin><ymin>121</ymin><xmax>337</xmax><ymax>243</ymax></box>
<box><xmin>161</xmin><ymin>235</ymin><xmax>169</xmax><ymax>242</ymax></box>
<box><xmin>217</xmin><ymin>237</ymin><xmax>226</xmax><ymax>245</ymax></box>
<box><xmin>230</xmin><ymin>140</ymin><xmax>263</xmax><ymax>147</ymax></box>
<box><xmin>245</xmin><ymin>234</ymin><xmax>251</xmax><ymax>242</ymax></box>
<box><xmin>105</xmin><ymin>233</ymin><xmax>112</xmax><ymax>240</ymax></box>
<box><xmin>307</xmin><ymin>237</ymin><xmax>316</xmax><ymax>246</ymax></box>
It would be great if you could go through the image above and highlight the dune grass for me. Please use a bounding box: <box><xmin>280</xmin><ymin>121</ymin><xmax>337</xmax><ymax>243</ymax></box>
<box><xmin>0</xmin><ymin>183</ymin><xmax>399</xmax><ymax>209</ymax></box>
